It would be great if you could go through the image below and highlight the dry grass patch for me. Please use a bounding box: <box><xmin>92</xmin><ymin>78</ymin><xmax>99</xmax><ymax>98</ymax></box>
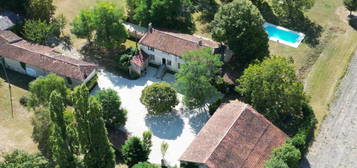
<box><xmin>0</xmin><ymin>70</ymin><xmax>37</xmax><ymax>157</ymax></box>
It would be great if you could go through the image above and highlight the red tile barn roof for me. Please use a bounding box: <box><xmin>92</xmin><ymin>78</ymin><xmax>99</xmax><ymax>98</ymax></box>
<box><xmin>0</xmin><ymin>30</ymin><xmax>97</xmax><ymax>81</ymax></box>
<box><xmin>180</xmin><ymin>101</ymin><xmax>289</xmax><ymax>168</ymax></box>
<box><xmin>139</xmin><ymin>28</ymin><xmax>220</xmax><ymax>56</ymax></box>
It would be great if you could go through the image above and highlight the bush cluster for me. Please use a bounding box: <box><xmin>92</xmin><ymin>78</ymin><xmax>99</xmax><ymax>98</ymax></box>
<box><xmin>117</xmin><ymin>47</ymin><xmax>136</xmax><ymax>73</ymax></box>
<box><xmin>265</xmin><ymin>103</ymin><xmax>316</xmax><ymax>168</ymax></box>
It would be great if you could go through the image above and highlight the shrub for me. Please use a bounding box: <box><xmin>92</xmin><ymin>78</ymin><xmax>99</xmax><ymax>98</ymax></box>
<box><xmin>142</xmin><ymin>131</ymin><xmax>152</xmax><ymax>156</ymax></box>
<box><xmin>140</xmin><ymin>82</ymin><xmax>178</xmax><ymax>114</ymax></box>
<box><xmin>121</xmin><ymin>137</ymin><xmax>149</xmax><ymax>167</ymax></box>
<box><xmin>132</xmin><ymin>162</ymin><xmax>159</xmax><ymax>168</ymax></box>
<box><xmin>265</xmin><ymin>144</ymin><xmax>301</xmax><ymax>168</ymax></box>
<box><xmin>19</xmin><ymin>95</ymin><xmax>29</xmax><ymax>106</ymax></box>
<box><xmin>264</xmin><ymin>157</ymin><xmax>289</xmax><ymax>168</ymax></box>
<box><xmin>84</xmin><ymin>74</ymin><xmax>98</xmax><ymax>91</ymax></box>
<box><xmin>0</xmin><ymin>150</ymin><xmax>48</xmax><ymax>168</ymax></box>
<box><xmin>130</xmin><ymin>70</ymin><xmax>141</xmax><ymax>79</ymax></box>
<box><xmin>117</xmin><ymin>53</ymin><xmax>133</xmax><ymax>72</ymax></box>
<box><xmin>95</xmin><ymin>89</ymin><xmax>127</xmax><ymax>130</ymax></box>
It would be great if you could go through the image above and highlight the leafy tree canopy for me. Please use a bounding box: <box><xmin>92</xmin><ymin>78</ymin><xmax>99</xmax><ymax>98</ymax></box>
<box><xmin>28</xmin><ymin>73</ymin><xmax>69</xmax><ymax>108</ymax></box>
<box><xmin>343</xmin><ymin>0</ymin><xmax>357</xmax><ymax>15</ymax></box>
<box><xmin>175</xmin><ymin>48</ymin><xmax>223</xmax><ymax>109</ymax></box>
<box><xmin>71</xmin><ymin>2</ymin><xmax>127</xmax><ymax>48</ymax></box>
<box><xmin>236</xmin><ymin>57</ymin><xmax>307</xmax><ymax>135</ymax></box>
<box><xmin>127</xmin><ymin>0</ymin><xmax>195</xmax><ymax>33</ymax></box>
<box><xmin>265</xmin><ymin>144</ymin><xmax>301</xmax><ymax>168</ymax></box>
<box><xmin>48</xmin><ymin>91</ymin><xmax>76</xmax><ymax>168</ymax></box>
<box><xmin>72</xmin><ymin>85</ymin><xmax>116</xmax><ymax>168</ymax></box>
<box><xmin>26</xmin><ymin>0</ymin><xmax>55</xmax><ymax>22</ymax></box>
<box><xmin>140</xmin><ymin>82</ymin><xmax>178</xmax><ymax>114</ymax></box>
<box><xmin>211</xmin><ymin>0</ymin><xmax>269</xmax><ymax>67</ymax></box>
<box><xmin>121</xmin><ymin>136</ymin><xmax>149</xmax><ymax>167</ymax></box>
<box><xmin>95</xmin><ymin>89</ymin><xmax>127</xmax><ymax>130</ymax></box>
<box><xmin>22</xmin><ymin>19</ymin><xmax>63</xmax><ymax>45</ymax></box>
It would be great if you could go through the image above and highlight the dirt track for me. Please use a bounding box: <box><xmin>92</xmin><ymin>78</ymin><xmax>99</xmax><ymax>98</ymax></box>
<box><xmin>301</xmin><ymin>50</ymin><xmax>357</xmax><ymax>168</ymax></box>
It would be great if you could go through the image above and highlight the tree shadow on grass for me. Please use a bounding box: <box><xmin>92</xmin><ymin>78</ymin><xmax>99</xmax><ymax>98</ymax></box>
<box><xmin>282</xmin><ymin>13</ymin><xmax>323</xmax><ymax>47</ymax></box>
<box><xmin>144</xmin><ymin>112</ymin><xmax>184</xmax><ymax>140</ymax></box>
<box><xmin>256</xmin><ymin>2</ymin><xmax>280</xmax><ymax>25</ymax></box>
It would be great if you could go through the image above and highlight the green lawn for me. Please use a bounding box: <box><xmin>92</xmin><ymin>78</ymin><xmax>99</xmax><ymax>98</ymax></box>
<box><xmin>0</xmin><ymin>69</ymin><xmax>37</xmax><ymax>156</ymax></box>
<box><xmin>268</xmin><ymin>1</ymin><xmax>357</xmax><ymax>129</ymax></box>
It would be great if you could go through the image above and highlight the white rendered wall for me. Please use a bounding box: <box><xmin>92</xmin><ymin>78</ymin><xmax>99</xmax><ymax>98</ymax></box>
<box><xmin>140</xmin><ymin>45</ymin><xmax>185</xmax><ymax>72</ymax></box>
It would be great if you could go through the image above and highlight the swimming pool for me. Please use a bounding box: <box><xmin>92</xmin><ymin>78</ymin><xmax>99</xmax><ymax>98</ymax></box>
<box><xmin>263</xmin><ymin>23</ymin><xmax>305</xmax><ymax>48</ymax></box>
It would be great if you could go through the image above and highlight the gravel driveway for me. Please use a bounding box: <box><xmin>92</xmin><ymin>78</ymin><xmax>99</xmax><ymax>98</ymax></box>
<box><xmin>301</xmin><ymin>51</ymin><xmax>357</xmax><ymax>168</ymax></box>
<box><xmin>93</xmin><ymin>67</ymin><xmax>210</xmax><ymax>166</ymax></box>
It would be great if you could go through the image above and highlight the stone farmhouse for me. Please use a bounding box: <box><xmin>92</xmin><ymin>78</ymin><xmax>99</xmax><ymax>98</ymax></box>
<box><xmin>0</xmin><ymin>30</ymin><xmax>97</xmax><ymax>87</ymax></box>
<box><xmin>180</xmin><ymin>101</ymin><xmax>288</xmax><ymax>168</ymax></box>
<box><xmin>130</xmin><ymin>24</ymin><xmax>233</xmax><ymax>76</ymax></box>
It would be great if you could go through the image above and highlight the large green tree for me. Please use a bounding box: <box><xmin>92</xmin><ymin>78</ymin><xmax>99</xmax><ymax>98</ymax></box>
<box><xmin>29</xmin><ymin>74</ymin><xmax>70</xmax><ymax>160</ymax></box>
<box><xmin>211</xmin><ymin>0</ymin><xmax>269</xmax><ymax>67</ymax></box>
<box><xmin>236</xmin><ymin>57</ymin><xmax>307</xmax><ymax>134</ymax></box>
<box><xmin>271</xmin><ymin>0</ymin><xmax>314</xmax><ymax>25</ymax></box>
<box><xmin>48</xmin><ymin>91</ymin><xmax>76</xmax><ymax>168</ymax></box>
<box><xmin>140</xmin><ymin>82</ymin><xmax>178</xmax><ymax>114</ymax></box>
<box><xmin>28</xmin><ymin>73</ymin><xmax>69</xmax><ymax>108</ymax></box>
<box><xmin>343</xmin><ymin>0</ymin><xmax>357</xmax><ymax>15</ymax></box>
<box><xmin>128</xmin><ymin>0</ymin><xmax>194</xmax><ymax>33</ymax></box>
<box><xmin>175</xmin><ymin>48</ymin><xmax>223</xmax><ymax>109</ymax></box>
<box><xmin>95</xmin><ymin>89</ymin><xmax>127</xmax><ymax>130</ymax></box>
<box><xmin>71</xmin><ymin>2</ymin><xmax>127</xmax><ymax>48</ymax></box>
<box><xmin>72</xmin><ymin>85</ymin><xmax>116</xmax><ymax>168</ymax></box>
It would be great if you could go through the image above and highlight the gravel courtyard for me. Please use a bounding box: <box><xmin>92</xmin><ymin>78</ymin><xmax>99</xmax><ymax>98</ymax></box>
<box><xmin>301</xmin><ymin>51</ymin><xmax>357</xmax><ymax>168</ymax></box>
<box><xmin>94</xmin><ymin>67</ymin><xmax>210</xmax><ymax>166</ymax></box>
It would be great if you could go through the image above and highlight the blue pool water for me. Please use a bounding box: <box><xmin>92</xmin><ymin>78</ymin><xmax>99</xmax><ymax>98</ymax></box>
<box><xmin>264</xmin><ymin>25</ymin><xmax>301</xmax><ymax>44</ymax></box>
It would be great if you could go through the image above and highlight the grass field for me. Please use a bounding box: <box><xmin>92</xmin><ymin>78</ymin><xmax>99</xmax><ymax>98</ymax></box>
<box><xmin>268</xmin><ymin>0</ymin><xmax>357</xmax><ymax>129</ymax></box>
<box><xmin>0</xmin><ymin>70</ymin><xmax>37</xmax><ymax>156</ymax></box>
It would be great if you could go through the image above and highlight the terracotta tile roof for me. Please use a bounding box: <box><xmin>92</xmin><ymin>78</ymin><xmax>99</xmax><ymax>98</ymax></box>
<box><xmin>130</xmin><ymin>50</ymin><xmax>149</xmax><ymax>67</ymax></box>
<box><xmin>139</xmin><ymin>29</ymin><xmax>220</xmax><ymax>56</ymax></box>
<box><xmin>0</xmin><ymin>30</ymin><xmax>97</xmax><ymax>81</ymax></box>
<box><xmin>0</xmin><ymin>30</ymin><xmax>22</xmax><ymax>43</ymax></box>
<box><xmin>180</xmin><ymin>101</ymin><xmax>289</xmax><ymax>168</ymax></box>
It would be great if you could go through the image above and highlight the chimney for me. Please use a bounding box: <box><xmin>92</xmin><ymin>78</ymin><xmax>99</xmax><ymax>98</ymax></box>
<box><xmin>198</xmin><ymin>40</ymin><xmax>203</xmax><ymax>46</ymax></box>
<box><xmin>148</xmin><ymin>23</ymin><xmax>153</xmax><ymax>33</ymax></box>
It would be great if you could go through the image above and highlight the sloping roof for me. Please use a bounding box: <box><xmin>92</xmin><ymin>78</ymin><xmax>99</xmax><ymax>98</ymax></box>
<box><xmin>180</xmin><ymin>101</ymin><xmax>289</xmax><ymax>168</ymax></box>
<box><xmin>139</xmin><ymin>28</ymin><xmax>220</xmax><ymax>56</ymax></box>
<box><xmin>0</xmin><ymin>11</ymin><xmax>21</xmax><ymax>30</ymax></box>
<box><xmin>0</xmin><ymin>30</ymin><xmax>97</xmax><ymax>81</ymax></box>
<box><xmin>130</xmin><ymin>50</ymin><xmax>149</xmax><ymax>67</ymax></box>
